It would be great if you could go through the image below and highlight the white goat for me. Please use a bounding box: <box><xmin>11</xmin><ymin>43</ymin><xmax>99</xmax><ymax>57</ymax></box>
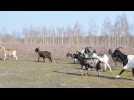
<box><xmin>112</xmin><ymin>49</ymin><xmax>134</xmax><ymax>79</ymax></box>
<box><xmin>0</xmin><ymin>46</ymin><xmax>18</xmax><ymax>61</ymax></box>
<box><xmin>91</xmin><ymin>52</ymin><xmax>112</xmax><ymax>72</ymax></box>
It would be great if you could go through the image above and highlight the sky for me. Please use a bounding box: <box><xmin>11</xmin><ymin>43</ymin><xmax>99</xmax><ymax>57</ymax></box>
<box><xmin>0</xmin><ymin>11</ymin><xmax>134</xmax><ymax>36</ymax></box>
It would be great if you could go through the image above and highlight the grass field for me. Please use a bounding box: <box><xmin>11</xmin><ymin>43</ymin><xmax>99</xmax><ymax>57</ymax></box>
<box><xmin>0</xmin><ymin>58</ymin><xmax>134</xmax><ymax>88</ymax></box>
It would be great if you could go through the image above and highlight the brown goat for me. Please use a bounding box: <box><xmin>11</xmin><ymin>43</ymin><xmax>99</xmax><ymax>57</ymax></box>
<box><xmin>35</xmin><ymin>48</ymin><xmax>52</xmax><ymax>63</ymax></box>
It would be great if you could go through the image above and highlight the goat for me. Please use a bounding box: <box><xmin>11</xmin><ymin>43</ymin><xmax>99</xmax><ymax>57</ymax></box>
<box><xmin>91</xmin><ymin>51</ymin><xmax>112</xmax><ymax>72</ymax></box>
<box><xmin>66</xmin><ymin>51</ymin><xmax>81</xmax><ymax>64</ymax></box>
<box><xmin>35</xmin><ymin>48</ymin><xmax>53</xmax><ymax>63</ymax></box>
<box><xmin>111</xmin><ymin>49</ymin><xmax>134</xmax><ymax>80</ymax></box>
<box><xmin>108</xmin><ymin>48</ymin><xmax>123</xmax><ymax>66</ymax></box>
<box><xmin>80</xmin><ymin>47</ymin><xmax>95</xmax><ymax>59</ymax></box>
<box><xmin>77</xmin><ymin>52</ymin><xmax>102</xmax><ymax>77</ymax></box>
<box><xmin>80</xmin><ymin>47</ymin><xmax>93</xmax><ymax>55</ymax></box>
<box><xmin>66</xmin><ymin>52</ymin><xmax>73</xmax><ymax>58</ymax></box>
<box><xmin>0</xmin><ymin>46</ymin><xmax>18</xmax><ymax>61</ymax></box>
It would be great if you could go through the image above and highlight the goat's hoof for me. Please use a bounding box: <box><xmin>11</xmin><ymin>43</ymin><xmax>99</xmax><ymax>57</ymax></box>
<box><xmin>116</xmin><ymin>75</ymin><xmax>121</xmax><ymax>79</ymax></box>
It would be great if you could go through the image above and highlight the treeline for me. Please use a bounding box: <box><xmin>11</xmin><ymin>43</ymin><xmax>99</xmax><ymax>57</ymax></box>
<box><xmin>0</xmin><ymin>14</ymin><xmax>134</xmax><ymax>49</ymax></box>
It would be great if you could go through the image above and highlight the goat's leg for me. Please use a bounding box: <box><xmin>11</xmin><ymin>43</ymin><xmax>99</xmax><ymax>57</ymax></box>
<box><xmin>80</xmin><ymin>65</ymin><xmax>84</xmax><ymax>76</ymax></box>
<box><xmin>73</xmin><ymin>59</ymin><xmax>76</xmax><ymax>64</ymax></box>
<box><xmin>15</xmin><ymin>56</ymin><xmax>18</xmax><ymax>60</ymax></box>
<box><xmin>3</xmin><ymin>54</ymin><xmax>7</xmax><ymax>61</ymax></box>
<box><xmin>132</xmin><ymin>68</ymin><xmax>134</xmax><ymax>76</ymax></box>
<box><xmin>106</xmin><ymin>63</ymin><xmax>112</xmax><ymax>72</ymax></box>
<box><xmin>85</xmin><ymin>67</ymin><xmax>88</xmax><ymax>76</ymax></box>
<box><xmin>14</xmin><ymin>55</ymin><xmax>18</xmax><ymax>60</ymax></box>
<box><xmin>49</xmin><ymin>57</ymin><xmax>52</xmax><ymax>63</ymax></box>
<box><xmin>103</xmin><ymin>63</ymin><xmax>107</xmax><ymax>72</ymax></box>
<box><xmin>74</xmin><ymin>58</ymin><xmax>78</xmax><ymax>64</ymax></box>
<box><xmin>97</xmin><ymin>71</ymin><xmax>100</xmax><ymax>79</ymax></box>
<box><xmin>131</xmin><ymin>68</ymin><xmax>134</xmax><ymax>80</ymax></box>
<box><xmin>116</xmin><ymin>65</ymin><xmax>128</xmax><ymax>78</ymax></box>
<box><xmin>116</xmin><ymin>69</ymin><xmax>125</xmax><ymax>78</ymax></box>
<box><xmin>98</xmin><ymin>71</ymin><xmax>99</xmax><ymax>77</ymax></box>
<box><xmin>52</xmin><ymin>58</ymin><xmax>56</xmax><ymax>63</ymax></box>
<box><xmin>80</xmin><ymin>69</ymin><xmax>84</xmax><ymax>76</ymax></box>
<box><xmin>87</xmin><ymin>68</ymin><xmax>91</xmax><ymax>76</ymax></box>
<box><xmin>43</xmin><ymin>58</ymin><xmax>45</xmax><ymax>63</ymax></box>
<box><xmin>132</xmin><ymin>68</ymin><xmax>134</xmax><ymax>80</ymax></box>
<box><xmin>37</xmin><ymin>56</ymin><xmax>40</xmax><ymax>62</ymax></box>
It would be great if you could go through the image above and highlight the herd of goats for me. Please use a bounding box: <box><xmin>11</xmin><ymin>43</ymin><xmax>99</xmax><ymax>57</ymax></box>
<box><xmin>0</xmin><ymin>44</ymin><xmax>134</xmax><ymax>80</ymax></box>
<box><xmin>66</xmin><ymin>47</ymin><xmax>134</xmax><ymax>80</ymax></box>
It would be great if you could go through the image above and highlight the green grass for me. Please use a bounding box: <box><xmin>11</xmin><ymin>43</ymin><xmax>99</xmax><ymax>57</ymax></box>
<box><xmin>0</xmin><ymin>59</ymin><xmax>134</xmax><ymax>88</ymax></box>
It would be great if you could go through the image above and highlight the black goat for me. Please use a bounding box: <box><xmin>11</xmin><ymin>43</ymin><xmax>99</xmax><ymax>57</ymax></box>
<box><xmin>35</xmin><ymin>48</ymin><xmax>52</xmax><ymax>63</ymax></box>
<box><xmin>66</xmin><ymin>52</ymin><xmax>73</xmax><ymax>58</ymax></box>
<box><xmin>66</xmin><ymin>51</ymin><xmax>80</xmax><ymax>64</ymax></box>
<box><xmin>108</xmin><ymin>48</ymin><xmax>123</xmax><ymax>66</ymax></box>
<box><xmin>77</xmin><ymin>52</ymin><xmax>102</xmax><ymax>77</ymax></box>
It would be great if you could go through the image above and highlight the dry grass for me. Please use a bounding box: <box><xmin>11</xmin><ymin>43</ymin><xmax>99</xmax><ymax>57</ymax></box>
<box><xmin>0</xmin><ymin>58</ymin><xmax>134</xmax><ymax>88</ymax></box>
<box><xmin>0</xmin><ymin>43</ymin><xmax>133</xmax><ymax>88</ymax></box>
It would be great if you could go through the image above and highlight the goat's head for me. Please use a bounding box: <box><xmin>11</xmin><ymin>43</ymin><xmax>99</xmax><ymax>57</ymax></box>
<box><xmin>112</xmin><ymin>49</ymin><xmax>120</xmax><ymax>57</ymax></box>
<box><xmin>108</xmin><ymin>49</ymin><xmax>113</xmax><ymax>55</ymax></box>
<box><xmin>85</xmin><ymin>47</ymin><xmax>91</xmax><ymax>54</ymax></box>
<box><xmin>66</xmin><ymin>52</ymin><xmax>72</xmax><ymax>58</ymax></box>
<box><xmin>35</xmin><ymin>48</ymin><xmax>40</xmax><ymax>53</ymax></box>
<box><xmin>109</xmin><ymin>47</ymin><xmax>123</xmax><ymax>58</ymax></box>
<box><xmin>111</xmin><ymin>49</ymin><xmax>124</xmax><ymax>63</ymax></box>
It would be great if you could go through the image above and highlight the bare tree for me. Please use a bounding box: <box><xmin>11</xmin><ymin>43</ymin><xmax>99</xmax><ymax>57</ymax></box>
<box><xmin>88</xmin><ymin>19</ymin><xmax>98</xmax><ymax>47</ymax></box>
<box><xmin>101</xmin><ymin>17</ymin><xmax>113</xmax><ymax>48</ymax></box>
<box><xmin>72</xmin><ymin>22</ymin><xmax>81</xmax><ymax>49</ymax></box>
<box><xmin>113</xmin><ymin>14</ymin><xmax>130</xmax><ymax>48</ymax></box>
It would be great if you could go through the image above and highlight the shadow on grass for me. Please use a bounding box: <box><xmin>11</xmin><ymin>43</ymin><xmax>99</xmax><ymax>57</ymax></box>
<box><xmin>53</xmin><ymin>70</ymin><xmax>133</xmax><ymax>81</ymax></box>
<box><xmin>31</xmin><ymin>60</ymin><xmax>54</xmax><ymax>63</ymax></box>
<box><xmin>53</xmin><ymin>70</ymin><xmax>82</xmax><ymax>76</ymax></box>
<box><xmin>64</xmin><ymin>62</ymin><xmax>79</xmax><ymax>65</ymax></box>
<box><xmin>0</xmin><ymin>58</ymin><xmax>3</xmax><ymax>60</ymax></box>
<box><xmin>74</xmin><ymin>68</ymin><xmax>96</xmax><ymax>71</ymax></box>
